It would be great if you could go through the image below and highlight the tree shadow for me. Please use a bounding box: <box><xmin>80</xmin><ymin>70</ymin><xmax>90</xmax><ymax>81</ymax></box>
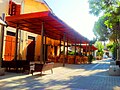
<box><xmin>1</xmin><ymin>59</ymin><xmax>119</xmax><ymax>90</ymax></box>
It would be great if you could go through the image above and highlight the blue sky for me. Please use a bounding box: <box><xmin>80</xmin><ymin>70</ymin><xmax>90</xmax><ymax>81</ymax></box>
<box><xmin>44</xmin><ymin>0</ymin><xmax>98</xmax><ymax>40</ymax></box>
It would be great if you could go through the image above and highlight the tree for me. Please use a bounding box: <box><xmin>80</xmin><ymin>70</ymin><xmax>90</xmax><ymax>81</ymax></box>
<box><xmin>88</xmin><ymin>0</ymin><xmax>120</xmax><ymax>42</ymax></box>
<box><xmin>88</xmin><ymin>0</ymin><xmax>120</xmax><ymax>60</ymax></box>
<box><xmin>88</xmin><ymin>0</ymin><xmax>118</xmax><ymax>16</ymax></box>
<box><xmin>95</xmin><ymin>41</ymin><xmax>104</xmax><ymax>57</ymax></box>
<box><xmin>93</xmin><ymin>15</ymin><xmax>110</xmax><ymax>41</ymax></box>
<box><xmin>106</xmin><ymin>42</ymin><xmax>117</xmax><ymax>59</ymax></box>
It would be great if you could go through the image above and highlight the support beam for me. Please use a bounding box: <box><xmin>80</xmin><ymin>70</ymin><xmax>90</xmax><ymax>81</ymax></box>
<box><xmin>63</xmin><ymin>33</ymin><xmax>66</xmax><ymax>67</ymax></box>
<box><xmin>89</xmin><ymin>44</ymin><xmax>90</xmax><ymax>56</ymax></box>
<box><xmin>80</xmin><ymin>41</ymin><xmax>82</xmax><ymax>55</ymax></box>
<box><xmin>43</xmin><ymin>35</ymin><xmax>46</xmax><ymax>64</ymax></box>
<box><xmin>18</xmin><ymin>30</ymin><xmax>21</xmax><ymax>60</ymax></box>
<box><xmin>0</xmin><ymin>13</ymin><xmax>5</xmax><ymax>67</ymax></box>
<box><xmin>40</xmin><ymin>22</ymin><xmax>44</xmax><ymax>64</ymax></box>
<box><xmin>85</xmin><ymin>43</ymin><xmax>87</xmax><ymax>56</ymax></box>
<box><xmin>74</xmin><ymin>39</ymin><xmax>76</xmax><ymax>64</ymax></box>
<box><xmin>66</xmin><ymin>40</ymin><xmax>68</xmax><ymax>62</ymax></box>
<box><xmin>14</xmin><ymin>24</ymin><xmax>19</xmax><ymax>61</ymax></box>
<box><xmin>59</xmin><ymin>38</ymin><xmax>61</xmax><ymax>56</ymax></box>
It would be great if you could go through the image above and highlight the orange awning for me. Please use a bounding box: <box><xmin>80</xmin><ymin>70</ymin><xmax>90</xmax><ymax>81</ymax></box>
<box><xmin>82</xmin><ymin>45</ymin><xmax>97</xmax><ymax>51</ymax></box>
<box><xmin>6</xmin><ymin>11</ymin><xmax>89</xmax><ymax>44</ymax></box>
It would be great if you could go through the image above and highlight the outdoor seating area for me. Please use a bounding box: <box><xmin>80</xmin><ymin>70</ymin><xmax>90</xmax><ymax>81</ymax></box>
<box><xmin>75</xmin><ymin>56</ymin><xmax>88</xmax><ymax>64</ymax></box>
<box><xmin>56</xmin><ymin>55</ymin><xmax>89</xmax><ymax>64</ymax></box>
<box><xmin>2</xmin><ymin>59</ymin><xmax>54</xmax><ymax>76</ymax></box>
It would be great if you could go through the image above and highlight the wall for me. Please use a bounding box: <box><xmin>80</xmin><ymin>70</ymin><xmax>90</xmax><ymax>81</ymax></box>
<box><xmin>22</xmin><ymin>0</ymin><xmax>49</xmax><ymax>14</ymax></box>
<box><xmin>0</xmin><ymin>0</ymin><xmax>9</xmax><ymax>16</ymax></box>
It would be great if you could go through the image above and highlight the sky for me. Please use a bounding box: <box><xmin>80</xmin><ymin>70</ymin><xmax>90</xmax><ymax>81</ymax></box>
<box><xmin>44</xmin><ymin>0</ymin><xmax>99</xmax><ymax>40</ymax></box>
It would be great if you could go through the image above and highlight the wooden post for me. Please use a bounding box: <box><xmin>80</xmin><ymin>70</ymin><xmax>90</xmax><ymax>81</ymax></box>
<box><xmin>89</xmin><ymin>44</ymin><xmax>90</xmax><ymax>56</ymax></box>
<box><xmin>80</xmin><ymin>41</ymin><xmax>81</xmax><ymax>55</ymax></box>
<box><xmin>74</xmin><ymin>39</ymin><xmax>76</xmax><ymax>64</ymax></box>
<box><xmin>18</xmin><ymin>30</ymin><xmax>21</xmax><ymax>60</ymax></box>
<box><xmin>63</xmin><ymin>33</ymin><xmax>66</xmax><ymax>67</ymax></box>
<box><xmin>59</xmin><ymin>38</ymin><xmax>61</xmax><ymax>56</ymax></box>
<box><xmin>85</xmin><ymin>43</ymin><xmax>87</xmax><ymax>56</ymax></box>
<box><xmin>66</xmin><ymin>40</ymin><xmax>68</xmax><ymax>62</ymax></box>
<box><xmin>40</xmin><ymin>22</ymin><xmax>44</xmax><ymax>64</ymax></box>
<box><xmin>43</xmin><ymin>35</ymin><xmax>46</xmax><ymax>64</ymax></box>
<box><xmin>14</xmin><ymin>24</ymin><xmax>19</xmax><ymax>61</ymax></box>
<box><xmin>0</xmin><ymin>13</ymin><xmax>5</xmax><ymax>67</ymax></box>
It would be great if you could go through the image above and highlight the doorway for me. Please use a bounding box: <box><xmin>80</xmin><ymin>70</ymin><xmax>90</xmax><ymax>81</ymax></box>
<box><xmin>4</xmin><ymin>31</ymin><xmax>16</xmax><ymax>61</ymax></box>
<box><xmin>26</xmin><ymin>36</ymin><xmax>35</xmax><ymax>61</ymax></box>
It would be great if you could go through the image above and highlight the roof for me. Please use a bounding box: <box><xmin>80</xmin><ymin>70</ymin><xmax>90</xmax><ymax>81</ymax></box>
<box><xmin>6</xmin><ymin>11</ymin><xmax>89</xmax><ymax>44</ymax></box>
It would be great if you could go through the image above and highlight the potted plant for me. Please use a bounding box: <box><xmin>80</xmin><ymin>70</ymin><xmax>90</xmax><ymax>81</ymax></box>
<box><xmin>88</xmin><ymin>54</ymin><xmax>93</xmax><ymax>64</ymax></box>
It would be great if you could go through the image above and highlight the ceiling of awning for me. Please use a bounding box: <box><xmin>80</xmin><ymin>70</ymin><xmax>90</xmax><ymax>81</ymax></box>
<box><xmin>82</xmin><ymin>45</ymin><xmax>98</xmax><ymax>51</ymax></box>
<box><xmin>6</xmin><ymin>11</ymin><xmax>89</xmax><ymax>44</ymax></box>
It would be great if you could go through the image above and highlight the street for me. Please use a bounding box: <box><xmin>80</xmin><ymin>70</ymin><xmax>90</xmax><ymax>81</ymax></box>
<box><xmin>0</xmin><ymin>59</ymin><xmax>120</xmax><ymax>90</ymax></box>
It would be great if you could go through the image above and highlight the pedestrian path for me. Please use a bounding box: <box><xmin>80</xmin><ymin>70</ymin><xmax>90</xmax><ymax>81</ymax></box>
<box><xmin>0</xmin><ymin>59</ymin><xmax>120</xmax><ymax>90</ymax></box>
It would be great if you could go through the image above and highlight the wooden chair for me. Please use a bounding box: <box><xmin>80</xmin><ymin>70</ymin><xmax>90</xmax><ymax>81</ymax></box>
<box><xmin>75</xmin><ymin>56</ymin><xmax>80</xmax><ymax>64</ymax></box>
<box><xmin>31</xmin><ymin>62</ymin><xmax>54</xmax><ymax>75</ymax></box>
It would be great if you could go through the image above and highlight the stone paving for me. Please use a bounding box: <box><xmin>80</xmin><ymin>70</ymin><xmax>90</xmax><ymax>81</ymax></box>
<box><xmin>0</xmin><ymin>59</ymin><xmax>120</xmax><ymax>90</ymax></box>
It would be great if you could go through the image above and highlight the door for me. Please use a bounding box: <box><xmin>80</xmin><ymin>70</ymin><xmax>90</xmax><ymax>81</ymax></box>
<box><xmin>4</xmin><ymin>33</ymin><xmax>16</xmax><ymax>61</ymax></box>
<box><xmin>26</xmin><ymin>36</ymin><xmax>35</xmax><ymax>61</ymax></box>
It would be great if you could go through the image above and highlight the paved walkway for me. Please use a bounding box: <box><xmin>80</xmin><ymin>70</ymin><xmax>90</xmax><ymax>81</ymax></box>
<box><xmin>0</xmin><ymin>59</ymin><xmax>120</xmax><ymax>90</ymax></box>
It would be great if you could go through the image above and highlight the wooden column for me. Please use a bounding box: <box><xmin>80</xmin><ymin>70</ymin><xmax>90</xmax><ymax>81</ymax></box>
<box><xmin>0</xmin><ymin>13</ymin><xmax>5</xmax><ymax>67</ymax></box>
<box><xmin>40</xmin><ymin>22</ymin><xmax>44</xmax><ymax>64</ymax></box>
<box><xmin>43</xmin><ymin>35</ymin><xmax>46</xmax><ymax>64</ymax></box>
<box><xmin>66</xmin><ymin>40</ymin><xmax>68</xmax><ymax>62</ymax></box>
<box><xmin>89</xmin><ymin>44</ymin><xmax>90</xmax><ymax>55</ymax></box>
<box><xmin>85</xmin><ymin>43</ymin><xmax>87</xmax><ymax>56</ymax></box>
<box><xmin>74</xmin><ymin>40</ymin><xmax>76</xmax><ymax>64</ymax></box>
<box><xmin>80</xmin><ymin>41</ymin><xmax>81</xmax><ymax>55</ymax></box>
<box><xmin>18</xmin><ymin>30</ymin><xmax>22</xmax><ymax>60</ymax></box>
<box><xmin>63</xmin><ymin>33</ymin><xmax>66</xmax><ymax>67</ymax></box>
<box><xmin>14</xmin><ymin>24</ymin><xmax>19</xmax><ymax>61</ymax></box>
<box><xmin>59</xmin><ymin>38</ymin><xmax>61</xmax><ymax>56</ymax></box>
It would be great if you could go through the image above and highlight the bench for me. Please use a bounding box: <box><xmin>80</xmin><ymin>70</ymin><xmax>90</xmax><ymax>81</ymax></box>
<box><xmin>31</xmin><ymin>62</ymin><xmax>54</xmax><ymax>75</ymax></box>
<box><xmin>108</xmin><ymin>65</ymin><xmax>120</xmax><ymax>76</ymax></box>
<box><xmin>2</xmin><ymin>60</ymin><xmax>29</xmax><ymax>72</ymax></box>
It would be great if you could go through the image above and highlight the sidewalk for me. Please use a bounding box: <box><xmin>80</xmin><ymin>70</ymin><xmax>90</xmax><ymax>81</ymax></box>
<box><xmin>0</xmin><ymin>59</ymin><xmax>120</xmax><ymax>90</ymax></box>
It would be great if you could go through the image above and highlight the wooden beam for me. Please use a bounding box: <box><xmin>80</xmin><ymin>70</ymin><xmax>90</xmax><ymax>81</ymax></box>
<box><xmin>14</xmin><ymin>24</ymin><xmax>19</xmax><ymax>61</ymax></box>
<box><xmin>63</xmin><ymin>33</ymin><xmax>66</xmax><ymax>67</ymax></box>
<box><xmin>40</xmin><ymin>22</ymin><xmax>44</xmax><ymax>64</ymax></box>
<box><xmin>74</xmin><ymin>39</ymin><xmax>76</xmax><ymax>64</ymax></box>
<box><xmin>0</xmin><ymin>13</ymin><xmax>5</xmax><ymax>67</ymax></box>
<box><xmin>43</xmin><ymin>35</ymin><xmax>46</xmax><ymax>64</ymax></box>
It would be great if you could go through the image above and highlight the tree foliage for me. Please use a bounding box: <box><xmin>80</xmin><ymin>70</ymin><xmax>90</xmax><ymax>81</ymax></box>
<box><xmin>93</xmin><ymin>15</ymin><xmax>110</xmax><ymax>41</ymax></box>
<box><xmin>88</xmin><ymin>0</ymin><xmax>118</xmax><ymax>16</ymax></box>
<box><xmin>106</xmin><ymin>42</ymin><xmax>117</xmax><ymax>59</ymax></box>
<box><xmin>88</xmin><ymin>0</ymin><xmax>120</xmax><ymax>60</ymax></box>
<box><xmin>88</xmin><ymin>0</ymin><xmax>120</xmax><ymax>42</ymax></box>
<box><xmin>94</xmin><ymin>41</ymin><xmax>104</xmax><ymax>56</ymax></box>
